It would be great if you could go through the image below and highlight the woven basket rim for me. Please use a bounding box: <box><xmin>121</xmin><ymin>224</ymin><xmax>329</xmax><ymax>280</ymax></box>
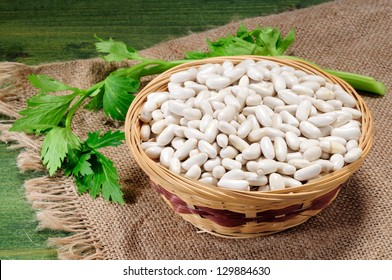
<box><xmin>125</xmin><ymin>55</ymin><xmax>373</xmax><ymax>201</ymax></box>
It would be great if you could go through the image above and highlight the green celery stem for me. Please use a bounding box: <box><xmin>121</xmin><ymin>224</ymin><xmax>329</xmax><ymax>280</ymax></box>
<box><xmin>323</xmin><ymin>68</ymin><xmax>386</xmax><ymax>96</ymax></box>
<box><xmin>279</xmin><ymin>55</ymin><xmax>386</xmax><ymax>96</ymax></box>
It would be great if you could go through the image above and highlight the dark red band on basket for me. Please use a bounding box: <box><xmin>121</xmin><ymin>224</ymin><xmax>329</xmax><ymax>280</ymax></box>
<box><xmin>151</xmin><ymin>182</ymin><xmax>342</xmax><ymax>227</ymax></box>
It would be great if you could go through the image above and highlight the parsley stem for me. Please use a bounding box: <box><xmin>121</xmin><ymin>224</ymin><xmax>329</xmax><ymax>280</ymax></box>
<box><xmin>112</xmin><ymin>59</ymin><xmax>190</xmax><ymax>79</ymax></box>
<box><xmin>65</xmin><ymin>84</ymin><xmax>103</xmax><ymax>130</ymax></box>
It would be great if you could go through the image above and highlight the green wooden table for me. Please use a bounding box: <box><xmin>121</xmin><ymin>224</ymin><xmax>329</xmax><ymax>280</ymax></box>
<box><xmin>0</xmin><ymin>0</ymin><xmax>329</xmax><ymax>260</ymax></box>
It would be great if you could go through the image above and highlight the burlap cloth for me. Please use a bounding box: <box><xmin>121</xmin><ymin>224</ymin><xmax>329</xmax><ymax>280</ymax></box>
<box><xmin>0</xmin><ymin>0</ymin><xmax>391</xmax><ymax>259</ymax></box>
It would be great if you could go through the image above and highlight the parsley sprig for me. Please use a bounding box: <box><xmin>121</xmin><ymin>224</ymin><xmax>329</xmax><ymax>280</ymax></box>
<box><xmin>10</xmin><ymin>25</ymin><xmax>386</xmax><ymax>204</ymax></box>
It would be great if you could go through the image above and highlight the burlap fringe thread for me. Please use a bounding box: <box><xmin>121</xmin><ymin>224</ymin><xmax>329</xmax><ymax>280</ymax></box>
<box><xmin>0</xmin><ymin>63</ymin><xmax>106</xmax><ymax>260</ymax></box>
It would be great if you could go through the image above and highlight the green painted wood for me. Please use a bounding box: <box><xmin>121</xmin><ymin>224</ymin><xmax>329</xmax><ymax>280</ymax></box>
<box><xmin>0</xmin><ymin>0</ymin><xmax>330</xmax><ymax>259</ymax></box>
<box><xmin>0</xmin><ymin>0</ymin><xmax>330</xmax><ymax>65</ymax></box>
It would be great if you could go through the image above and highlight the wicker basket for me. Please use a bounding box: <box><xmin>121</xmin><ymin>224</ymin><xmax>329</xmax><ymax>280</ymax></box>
<box><xmin>125</xmin><ymin>56</ymin><xmax>373</xmax><ymax>238</ymax></box>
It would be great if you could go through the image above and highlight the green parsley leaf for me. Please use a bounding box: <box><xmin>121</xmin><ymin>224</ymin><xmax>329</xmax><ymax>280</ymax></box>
<box><xmin>185</xmin><ymin>25</ymin><xmax>295</xmax><ymax>58</ymax></box>
<box><xmin>71</xmin><ymin>153</ymin><xmax>94</xmax><ymax>176</ymax></box>
<box><xmin>84</xmin><ymin>87</ymin><xmax>104</xmax><ymax>111</ymax></box>
<box><xmin>95</xmin><ymin>36</ymin><xmax>142</xmax><ymax>62</ymax></box>
<box><xmin>28</xmin><ymin>74</ymin><xmax>79</xmax><ymax>94</ymax></box>
<box><xmin>74</xmin><ymin>151</ymin><xmax>124</xmax><ymax>204</ymax></box>
<box><xmin>41</xmin><ymin>127</ymin><xmax>81</xmax><ymax>175</ymax></box>
<box><xmin>102</xmin><ymin>74</ymin><xmax>139</xmax><ymax>120</ymax></box>
<box><xmin>11</xmin><ymin>92</ymin><xmax>77</xmax><ymax>133</ymax></box>
<box><xmin>85</xmin><ymin>130</ymin><xmax>125</xmax><ymax>150</ymax></box>
<box><xmin>251</xmin><ymin>27</ymin><xmax>295</xmax><ymax>56</ymax></box>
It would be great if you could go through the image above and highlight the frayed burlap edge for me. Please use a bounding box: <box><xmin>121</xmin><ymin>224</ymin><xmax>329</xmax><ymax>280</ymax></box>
<box><xmin>0</xmin><ymin>63</ymin><xmax>106</xmax><ymax>260</ymax></box>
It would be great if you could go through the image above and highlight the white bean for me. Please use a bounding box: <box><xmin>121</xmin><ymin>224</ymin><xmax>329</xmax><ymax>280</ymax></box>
<box><xmin>299</xmin><ymin>121</ymin><xmax>321</xmax><ymax>139</ymax></box>
<box><xmin>296</xmin><ymin>100</ymin><xmax>312</xmax><ymax>122</ymax></box>
<box><xmin>182</xmin><ymin>153</ymin><xmax>208</xmax><ymax>170</ymax></box>
<box><xmin>299</xmin><ymin>75</ymin><xmax>326</xmax><ymax>85</ymax></box>
<box><xmin>220</xmin><ymin>146</ymin><xmax>239</xmax><ymax>159</ymax></box>
<box><xmin>206</xmin><ymin>76</ymin><xmax>231</xmax><ymax>90</ymax></box>
<box><xmin>217</xmin><ymin>105</ymin><xmax>237</xmax><ymax>122</ymax></box>
<box><xmin>291</xmin><ymin>84</ymin><xmax>314</xmax><ymax>96</ymax></box>
<box><xmin>313</xmin><ymin>99</ymin><xmax>335</xmax><ymax>113</ymax></box>
<box><xmin>168</xmin><ymin>83</ymin><xmax>196</xmax><ymax>99</ymax></box>
<box><xmin>170</xmin><ymin>69</ymin><xmax>196</xmax><ymax>83</ymax></box>
<box><xmin>286</xmin><ymin>152</ymin><xmax>303</xmax><ymax>161</ymax></box>
<box><xmin>315</xmin><ymin>87</ymin><xmax>335</xmax><ymax>100</ymax></box>
<box><xmin>198</xmin><ymin>140</ymin><xmax>218</xmax><ymax>158</ymax></box>
<box><xmin>282</xmin><ymin>176</ymin><xmax>302</xmax><ymax>188</ymax></box>
<box><xmin>198</xmin><ymin>177</ymin><xmax>218</xmax><ymax>185</ymax></box>
<box><xmin>299</xmin><ymin>139</ymin><xmax>319</xmax><ymax>152</ymax></box>
<box><xmin>280</xmin><ymin>124</ymin><xmax>301</xmax><ymax>136</ymax></box>
<box><xmin>235</xmin><ymin>154</ymin><xmax>247</xmax><ymax>165</ymax></box>
<box><xmin>156</xmin><ymin>125</ymin><xmax>175</xmax><ymax>146</ymax></box>
<box><xmin>169</xmin><ymin>157</ymin><xmax>182</xmax><ymax>174</ymax></box>
<box><xmin>221</xmin><ymin>169</ymin><xmax>245</xmax><ymax>180</ymax></box>
<box><xmin>255</xmin><ymin>105</ymin><xmax>272</xmax><ymax>127</ymax></box>
<box><xmin>342</xmin><ymin>107</ymin><xmax>362</xmax><ymax>119</ymax></box>
<box><xmin>246</xmin><ymin>94</ymin><xmax>262</xmax><ymax>106</ymax></box>
<box><xmin>346</xmin><ymin>140</ymin><xmax>359</xmax><ymax>151</ymax></box>
<box><xmin>288</xmin><ymin>159</ymin><xmax>310</xmax><ymax>169</ymax></box>
<box><xmin>216</xmin><ymin>134</ymin><xmax>229</xmax><ymax>148</ymax></box>
<box><xmin>212</xmin><ymin>165</ymin><xmax>226</xmax><ymax>179</ymax></box>
<box><xmin>263</xmin><ymin>96</ymin><xmax>285</xmax><ymax>109</ymax></box>
<box><xmin>218</xmin><ymin>120</ymin><xmax>237</xmax><ymax>135</ymax></box>
<box><xmin>330</xmin><ymin>154</ymin><xmax>344</xmax><ymax>171</ymax></box>
<box><xmin>229</xmin><ymin>135</ymin><xmax>249</xmax><ymax>152</ymax></box>
<box><xmin>217</xmin><ymin>179</ymin><xmax>250</xmax><ymax>191</ymax></box>
<box><xmin>277</xmin><ymin>162</ymin><xmax>296</xmax><ymax>175</ymax></box>
<box><xmin>204</xmin><ymin>120</ymin><xmax>219</xmax><ymax>143</ymax></box>
<box><xmin>274</xmin><ymin>136</ymin><xmax>288</xmax><ymax>162</ymax></box>
<box><xmin>285</xmin><ymin>131</ymin><xmax>300</xmax><ymax>150</ymax></box>
<box><xmin>203</xmin><ymin>157</ymin><xmax>222</xmax><ymax>171</ymax></box>
<box><xmin>271</xmin><ymin>73</ymin><xmax>286</xmax><ymax>92</ymax></box>
<box><xmin>277</xmin><ymin>89</ymin><xmax>301</xmax><ymax>105</ymax></box>
<box><xmin>183</xmin><ymin>108</ymin><xmax>202</xmax><ymax>121</ymax></box>
<box><xmin>269</xmin><ymin>173</ymin><xmax>285</xmax><ymax>190</ymax></box>
<box><xmin>294</xmin><ymin>164</ymin><xmax>322</xmax><ymax>181</ymax></box>
<box><xmin>224</xmin><ymin>67</ymin><xmax>246</xmax><ymax>82</ymax></box>
<box><xmin>140</xmin><ymin>124</ymin><xmax>151</xmax><ymax>141</ymax></box>
<box><xmin>242</xmin><ymin>143</ymin><xmax>262</xmax><ymax>160</ymax></box>
<box><xmin>260</xmin><ymin>136</ymin><xmax>275</xmax><ymax>159</ymax></box>
<box><xmin>313</xmin><ymin>159</ymin><xmax>333</xmax><ymax>173</ymax></box>
<box><xmin>331</xmin><ymin>127</ymin><xmax>361</xmax><ymax>141</ymax></box>
<box><xmin>308</xmin><ymin>113</ymin><xmax>336</xmax><ymax>127</ymax></box>
<box><xmin>222</xmin><ymin>158</ymin><xmax>242</xmax><ymax>170</ymax></box>
<box><xmin>159</xmin><ymin>147</ymin><xmax>174</xmax><ymax>168</ymax></box>
<box><xmin>184</xmin><ymin>165</ymin><xmax>202</xmax><ymax>180</ymax></box>
<box><xmin>280</xmin><ymin>110</ymin><xmax>299</xmax><ymax>127</ymax></box>
<box><xmin>237</xmin><ymin>120</ymin><xmax>252</xmax><ymax>138</ymax></box>
<box><xmin>173</xmin><ymin>138</ymin><xmax>197</xmax><ymax>160</ymax></box>
<box><xmin>334</xmin><ymin>89</ymin><xmax>356</xmax><ymax>107</ymax></box>
<box><xmin>303</xmin><ymin>146</ymin><xmax>322</xmax><ymax>161</ymax></box>
<box><xmin>145</xmin><ymin>146</ymin><xmax>163</xmax><ymax>159</ymax></box>
<box><xmin>344</xmin><ymin>147</ymin><xmax>362</xmax><ymax>163</ymax></box>
<box><xmin>257</xmin><ymin>159</ymin><xmax>279</xmax><ymax>175</ymax></box>
<box><xmin>247</xmin><ymin>66</ymin><xmax>264</xmax><ymax>81</ymax></box>
<box><xmin>319</xmin><ymin>140</ymin><xmax>346</xmax><ymax>154</ymax></box>
<box><xmin>245</xmin><ymin>172</ymin><xmax>268</xmax><ymax>186</ymax></box>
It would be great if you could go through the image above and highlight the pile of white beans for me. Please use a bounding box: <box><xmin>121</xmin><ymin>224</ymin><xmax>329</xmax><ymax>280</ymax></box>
<box><xmin>139</xmin><ymin>59</ymin><xmax>363</xmax><ymax>191</ymax></box>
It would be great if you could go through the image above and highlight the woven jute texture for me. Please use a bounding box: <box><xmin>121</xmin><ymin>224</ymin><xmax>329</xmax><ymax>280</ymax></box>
<box><xmin>1</xmin><ymin>0</ymin><xmax>391</xmax><ymax>259</ymax></box>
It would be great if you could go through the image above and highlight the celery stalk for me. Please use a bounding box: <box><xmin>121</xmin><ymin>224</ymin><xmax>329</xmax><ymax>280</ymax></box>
<box><xmin>323</xmin><ymin>68</ymin><xmax>386</xmax><ymax>95</ymax></box>
<box><xmin>279</xmin><ymin>55</ymin><xmax>387</xmax><ymax>96</ymax></box>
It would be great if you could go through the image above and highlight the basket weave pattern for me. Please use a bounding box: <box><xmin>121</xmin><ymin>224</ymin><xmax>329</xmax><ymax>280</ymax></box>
<box><xmin>125</xmin><ymin>56</ymin><xmax>373</xmax><ymax>238</ymax></box>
